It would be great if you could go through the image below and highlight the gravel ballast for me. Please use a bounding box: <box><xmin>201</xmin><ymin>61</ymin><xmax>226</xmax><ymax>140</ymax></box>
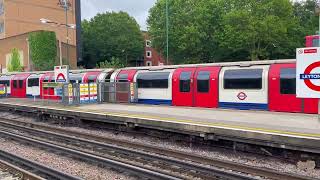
<box><xmin>0</xmin><ymin>138</ymin><xmax>132</xmax><ymax>180</ymax></box>
<box><xmin>1</xmin><ymin>112</ymin><xmax>320</xmax><ymax>179</ymax></box>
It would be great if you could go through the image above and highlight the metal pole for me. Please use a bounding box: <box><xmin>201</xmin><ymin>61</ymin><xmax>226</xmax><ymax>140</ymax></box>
<box><xmin>59</xmin><ymin>38</ymin><xmax>63</xmax><ymax>66</ymax></box>
<box><xmin>166</xmin><ymin>0</ymin><xmax>169</xmax><ymax>65</ymax></box>
<box><xmin>66</xmin><ymin>4</ymin><xmax>69</xmax><ymax>66</ymax></box>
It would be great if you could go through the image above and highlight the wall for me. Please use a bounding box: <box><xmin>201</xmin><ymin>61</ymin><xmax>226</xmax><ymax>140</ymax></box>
<box><xmin>3</xmin><ymin>0</ymin><xmax>76</xmax><ymax>45</ymax></box>
<box><xmin>0</xmin><ymin>31</ymin><xmax>77</xmax><ymax>72</ymax></box>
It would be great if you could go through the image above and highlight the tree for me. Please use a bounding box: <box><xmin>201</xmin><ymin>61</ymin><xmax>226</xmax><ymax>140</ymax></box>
<box><xmin>82</xmin><ymin>12</ymin><xmax>144</xmax><ymax>68</ymax></box>
<box><xmin>218</xmin><ymin>0</ymin><xmax>298</xmax><ymax>60</ymax></box>
<box><xmin>29</xmin><ymin>31</ymin><xmax>57</xmax><ymax>71</ymax></box>
<box><xmin>96</xmin><ymin>57</ymin><xmax>125</xmax><ymax>68</ymax></box>
<box><xmin>148</xmin><ymin>0</ymin><xmax>312</xmax><ymax>63</ymax></box>
<box><xmin>7</xmin><ymin>48</ymin><xmax>23</xmax><ymax>72</ymax></box>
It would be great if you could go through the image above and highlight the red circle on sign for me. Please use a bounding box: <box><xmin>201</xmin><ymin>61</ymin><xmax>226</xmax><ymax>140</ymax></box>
<box><xmin>237</xmin><ymin>92</ymin><xmax>247</xmax><ymax>101</ymax></box>
<box><xmin>304</xmin><ymin>61</ymin><xmax>320</xmax><ymax>92</ymax></box>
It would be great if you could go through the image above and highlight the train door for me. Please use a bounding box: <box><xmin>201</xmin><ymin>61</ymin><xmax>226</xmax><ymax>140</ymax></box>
<box><xmin>11</xmin><ymin>74</ymin><xmax>30</xmax><ymax>98</ymax></box>
<box><xmin>269</xmin><ymin>64</ymin><xmax>303</xmax><ymax>113</ymax></box>
<box><xmin>172</xmin><ymin>67</ymin><xmax>196</xmax><ymax>106</ymax></box>
<box><xmin>194</xmin><ymin>67</ymin><xmax>221</xmax><ymax>108</ymax></box>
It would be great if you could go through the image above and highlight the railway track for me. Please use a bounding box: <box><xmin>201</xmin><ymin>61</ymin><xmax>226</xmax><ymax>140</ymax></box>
<box><xmin>0</xmin><ymin>148</ymin><xmax>80</xmax><ymax>180</ymax></box>
<box><xmin>0</xmin><ymin>117</ymin><xmax>315</xmax><ymax>180</ymax></box>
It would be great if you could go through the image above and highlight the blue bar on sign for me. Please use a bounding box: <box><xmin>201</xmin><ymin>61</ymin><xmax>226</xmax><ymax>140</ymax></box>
<box><xmin>300</xmin><ymin>74</ymin><xmax>320</xmax><ymax>79</ymax></box>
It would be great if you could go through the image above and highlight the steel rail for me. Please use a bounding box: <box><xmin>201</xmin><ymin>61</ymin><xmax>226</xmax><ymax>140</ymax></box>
<box><xmin>0</xmin><ymin>117</ymin><xmax>315</xmax><ymax>180</ymax></box>
<box><xmin>0</xmin><ymin>129</ymin><xmax>181</xmax><ymax>180</ymax></box>
<box><xmin>0</xmin><ymin>120</ymin><xmax>254</xmax><ymax>180</ymax></box>
<box><xmin>0</xmin><ymin>149</ymin><xmax>80</xmax><ymax>180</ymax></box>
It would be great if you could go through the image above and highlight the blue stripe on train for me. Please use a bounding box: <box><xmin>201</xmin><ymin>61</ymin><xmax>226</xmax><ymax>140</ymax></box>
<box><xmin>27</xmin><ymin>94</ymin><xmax>40</xmax><ymax>98</ymax></box>
<box><xmin>219</xmin><ymin>102</ymin><xmax>268</xmax><ymax>110</ymax></box>
<box><xmin>138</xmin><ymin>99</ymin><xmax>172</xmax><ymax>105</ymax></box>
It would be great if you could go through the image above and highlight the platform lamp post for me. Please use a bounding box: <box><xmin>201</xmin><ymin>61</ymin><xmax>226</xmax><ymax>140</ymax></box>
<box><xmin>59</xmin><ymin>0</ymin><xmax>71</xmax><ymax>65</ymax></box>
<box><xmin>40</xmin><ymin>18</ymin><xmax>76</xmax><ymax>66</ymax></box>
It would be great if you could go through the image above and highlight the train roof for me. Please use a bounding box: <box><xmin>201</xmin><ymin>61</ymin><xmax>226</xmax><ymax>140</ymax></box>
<box><xmin>0</xmin><ymin>68</ymin><xmax>114</xmax><ymax>76</ymax></box>
<box><xmin>0</xmin><ymin>59</ymin><xmax>295</xmax><ymax>75</ymax></box>
<box><xmin>120</xmin><ymin>59</ymin><xmax>296</xmax><ymax>71</ymax></box>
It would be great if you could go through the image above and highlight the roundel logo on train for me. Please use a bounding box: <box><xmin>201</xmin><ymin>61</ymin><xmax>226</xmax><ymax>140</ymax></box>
<box><xmin>237</xmin><ymin>92</ymin><xmax>247</xmax><ymax>101</ymax></box>
<box><xmin>296</xmin><ymin>47</ymin><xmax>320</xmax><ymax>98</ymax></box>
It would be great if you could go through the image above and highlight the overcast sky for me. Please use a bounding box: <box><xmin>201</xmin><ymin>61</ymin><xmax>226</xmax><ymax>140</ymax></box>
<box><xmin>81</xmin><ymin>0</ymin><xmax>157</xmax><ymax>30</ymax></box>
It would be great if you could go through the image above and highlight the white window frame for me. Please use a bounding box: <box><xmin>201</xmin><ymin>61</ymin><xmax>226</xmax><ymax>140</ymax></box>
<box><xmin>146</xmin><ymin>51</ymin><xmax>152</xmax><ymax>58</ymax></box>
<box><xmin>146</xmin><ymin>40</ymin><xmax>152</xmax><ymax>47</ymax></box>
<box><xmin>146</xmin><ymin>61</ymin><xmax>152</xmax><ymax>66</ymax></box>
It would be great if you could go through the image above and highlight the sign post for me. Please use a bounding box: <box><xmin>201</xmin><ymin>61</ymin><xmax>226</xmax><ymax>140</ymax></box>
<box><xmin>55</xmin><ymin>65</ymin><xmax>70</xmax><ymax>83</ymax></box>
<box><xmin>296</xmin><ymin>48</ymin><xmax>320</xmax><ymax>120</ymax></box>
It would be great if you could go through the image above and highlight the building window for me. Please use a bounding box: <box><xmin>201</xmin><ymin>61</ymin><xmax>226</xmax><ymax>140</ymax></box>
<box><xmin>146</xmin><ymin>40</ymin><xmax>152</xmax><ymax>47</ymax></box>
<box><xmin>146</xmin><ymin>61</ymin><xmax>152</xmax><ymax>66</ymax></box>
<box><xmin>180</xmin><ymin>72</ymin><xmax>192</xmax><ymax>92</ymax></box>
<box><xmin>0</xmin><ymin>22</ymin><xmax>4</xmax><ymax>33</ymax></box>
<box><xmin>224</xmin><ymin>69</ymin><xmax>263</xmax><ymax>90</ymax></box>
<box><xmin>280</xmin><ymin>68</ymin><xmax>296</xmax><ymax>95</ymax></box>
<box><xmin>146</xmin><ymin>51</ymin><xmax>152</xmax><ymax>58</ymax></box>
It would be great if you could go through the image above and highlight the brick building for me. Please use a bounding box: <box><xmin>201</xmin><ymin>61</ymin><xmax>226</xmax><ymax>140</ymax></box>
<box><xmin>0</xmin><ymin>0</ymin><xmax>81</xmax><ymax>72</ymax></box>
<box><xmin>143</xmin><ymin>31</ymin><xmax>167</xmax><ymax>66</ymax></box>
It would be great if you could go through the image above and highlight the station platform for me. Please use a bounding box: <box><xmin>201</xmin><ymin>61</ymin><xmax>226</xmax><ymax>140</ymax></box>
<box><xmin>0</xmin><ymin>98</ymin><xmax>319</xmax><ymax>153</ymax></box>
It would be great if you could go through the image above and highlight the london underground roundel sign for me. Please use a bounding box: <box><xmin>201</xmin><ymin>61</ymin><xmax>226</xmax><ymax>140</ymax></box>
<box><xmin>296</xmin><ymin>48</ymin><xmax>320</xmax><ymax>98</ymax></box>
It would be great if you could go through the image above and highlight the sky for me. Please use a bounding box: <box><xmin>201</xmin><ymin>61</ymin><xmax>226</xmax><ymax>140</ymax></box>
<box><xmin>81</xmin><ymin>0</ymin><xmax>157</xmax><ymax>30</ymax></box>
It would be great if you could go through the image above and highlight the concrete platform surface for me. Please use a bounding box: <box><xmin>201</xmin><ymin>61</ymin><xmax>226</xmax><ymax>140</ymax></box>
<box><xmin>1</xmin><ymin>98</ymin><xmax>320</xmax><ymax>153</ymax></box>
<box><xmin>0</xmin><ymin>98</ymin><xmax>318</xmax><ymax>138</ymax></box>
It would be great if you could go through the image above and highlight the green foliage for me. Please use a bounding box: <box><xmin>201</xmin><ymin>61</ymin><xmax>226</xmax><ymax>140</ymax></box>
<box><xmin>148</xmin><ymin>0</ymin><xmax>319</xmax><ymax>63</ymax></box>
<box><xmin>29</xmin><ymin>31</ymin><xmax>57</xmax><ymax>71</ymax></box>
<box><xmin>96</xmin><ymin>57</ymin><xmax>125</xmax><ymax>68</ymax></box>
<box><xmin>82</xmin><ymin>12</ymin><xmax>144</xmax><ymax>68</ymax></box>
<box><xmin>8</xmin><ymin>48</ymin><xmax>23</xmax><ymax>72</ymax></box>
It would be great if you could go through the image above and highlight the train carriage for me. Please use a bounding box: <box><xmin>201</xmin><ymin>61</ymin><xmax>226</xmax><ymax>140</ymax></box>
<box><xmin>268</xmin><ymin>63</ymin><xmax>317</xmax><ymax>114</ymax></box>
<box><xmin>219</xmin><ymin>65</ymin><xmax>269</xmax><ymax>110</ymax></box>
<box><xmin>0</xmin><ymin>75</ymin><xmax>12</xmax><ymax>95</ymax></box>
<box><xmin>10</xmin><ymin>73</ymin><xmax>31</xmax><ymax>98</ymax></box>
<box><xmin>26</xmin><ymin>74</ymin><xmax>41</xmax><ymax>98</ymax></box>
<box><xmin>172</xmin><ymin>66</ymin><xmax>221</xmax><ymax>108</ymax></box>
<box><xmin>134</xmin><ymin>69</ymin><xmax>174</xmax><ymax>105</ymax></box>
<box><xmin>40</xmin><ymin>72</ymin><xmax>56</xmax><ymax>99</ymax></box>
<box><xmin>82</xmin><ymin>71</ymin><xmax>102</xmax><ymax>83</ymax></box>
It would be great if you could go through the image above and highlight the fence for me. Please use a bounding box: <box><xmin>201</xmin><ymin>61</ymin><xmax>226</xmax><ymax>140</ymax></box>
<box><xmin>98</xmin><ymin>82</ymin><xmax>137</xmax><ymax>103</ymax></box>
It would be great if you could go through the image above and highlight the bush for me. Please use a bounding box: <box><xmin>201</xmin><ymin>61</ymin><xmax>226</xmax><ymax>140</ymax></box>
<box><xmin>7</xmin><ymin>48</ymin><xmax>23</xmax><ymax>72</ymax></box>
<box><xmin>29</xmin><ymin>31</ymin><xmax>57</xmax><ymax>71</ymax></box>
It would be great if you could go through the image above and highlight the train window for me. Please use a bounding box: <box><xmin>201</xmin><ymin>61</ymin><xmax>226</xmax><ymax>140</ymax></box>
<box><xmin>0</xmin><ymin>80</ymin><xmax>10</xmax><ymax>86</ymax></box>
<box><xmin>197</xmin><ymin>71</ymin><xmax>210</xmax><ymax>93</ymax></box>
<box><xmin>13</xmin><ymin>80</ymin><xmax>17</xmax><ymax>88</ymax></box>
<box><xmin>137</xmin><ymin>72</ymin><xmax>170</xmax><ymax>88</ymax></box>
<box><xmin>28</xmin><ymin>78</ymin><xmax>39</xmax><ymax>87</ymax></box>
<box><xmin>18</xmin><ymin>80</ymin><xmax>23</xmax><ymax>88</ymax></box>
<box><xmin>88</xmin><ymin>75</ymin><xmax>96</xmax><ymax>83</ymax></box>
<box><xmin>224</xmin><ymin>69</ymin><xmax>263</xmax><ymax>89</ymax></box>
<box><xmin>180</xmin><ymin>72</ymin><xmax>192</xmax><ymax>92</ymax></box>
<box><xmin>280</xmin><ymin>68</ymin><xmax>296</xmax><ymax>94</ymax></box>
<box><xmin>118</xmin><ymin>74</ymin><xmax>128</xmax><ymax>82</ymax></box>
<box><xmin>43</xmin><ymin>76</ymin><xmax>50</xmax><ymax>82</ymax></box>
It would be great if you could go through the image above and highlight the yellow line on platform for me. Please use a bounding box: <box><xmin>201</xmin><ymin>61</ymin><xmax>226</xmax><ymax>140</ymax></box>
<box><xmin>4</xmin><ymin>102</ymin><xmax>320</xmax><ymax>139</ymax></box>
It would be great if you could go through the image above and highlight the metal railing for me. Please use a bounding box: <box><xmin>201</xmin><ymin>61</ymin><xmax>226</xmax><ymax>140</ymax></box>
<box><xmin>98</xmin><ymin>82</ymin><xmax>137</xmax><ymax>104</ymax></box>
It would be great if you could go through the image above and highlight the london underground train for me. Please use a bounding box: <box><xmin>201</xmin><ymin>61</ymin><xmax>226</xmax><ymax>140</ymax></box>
<box><xmin>1</xmin><ymin>59</ymin><xmax>317</xmax><ymax>114</ymax></box>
